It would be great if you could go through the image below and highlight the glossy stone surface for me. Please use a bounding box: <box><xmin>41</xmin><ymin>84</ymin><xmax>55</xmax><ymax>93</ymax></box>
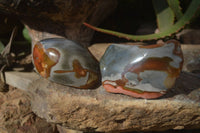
<box><xmin>32</xmin><ymin>38</ymin><xmax>100</xmax><ymax>89</ymax></box>
<box><xmin>100</xmin><ymin>40</ymin><xmax>183</xmax><ymax>99</ymax></box>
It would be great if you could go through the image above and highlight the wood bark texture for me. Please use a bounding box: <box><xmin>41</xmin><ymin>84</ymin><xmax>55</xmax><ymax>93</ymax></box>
<box><xmin>0</xmin><ymin>0</ymin><xmax>117</xmax><ymax>46</ymax></box>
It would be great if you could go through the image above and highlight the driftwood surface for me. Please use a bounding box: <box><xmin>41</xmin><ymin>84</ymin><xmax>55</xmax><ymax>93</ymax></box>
<box><xmin>3</xmin><ymin>44</ymin><xmax>200</xmax><ymax>132</ymax></box>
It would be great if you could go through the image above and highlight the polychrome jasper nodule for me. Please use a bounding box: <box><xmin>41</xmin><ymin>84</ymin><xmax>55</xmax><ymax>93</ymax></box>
<box><xmin>32</xmin><ymin>38</ymin><xmax>100</xmax><ymax>89</ymax></box>
<box><xmin>100</xmin><ymin>40</ymin><xmax>183</xmax><ymax>99</ymax></box>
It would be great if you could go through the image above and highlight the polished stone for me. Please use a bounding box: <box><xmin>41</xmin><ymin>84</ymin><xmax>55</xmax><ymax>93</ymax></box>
<box><xmin>100</xmin><ymin>40</ymin><xmax>183</xmax><ymax>99</ymax></box>
<box><xmin>32</xmin><ymin>38</ymin><xmax>100</xmax><ymax>89</ymax></box>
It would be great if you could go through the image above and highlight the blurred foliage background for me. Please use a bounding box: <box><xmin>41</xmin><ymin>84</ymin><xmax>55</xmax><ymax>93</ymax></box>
<box><xmin>0</xmin><ymin>13</ymin><xmax>31</xmax><ymax>56</ymax></box>
<box><xmin>0</xmin><ymin>0</ymin><xmax>200</xmax><ymax>50</ymax></box>
<box><xmin>91</xmin><ymin>0</ymin><xmax>200</xmax><ymax>43</ymax></box>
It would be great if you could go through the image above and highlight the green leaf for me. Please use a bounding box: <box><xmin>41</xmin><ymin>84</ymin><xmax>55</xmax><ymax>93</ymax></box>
<box><xmin>0</xmin><ymin>41</ymin><xmax>5</xmax><ymax>53</ymax></box>
<box><xmin>83</xmin><ymin>0</ymin><xmax>200</xmax><ymax>41</ymax></box>
<box><xmin>167</xmin><ymin>0</ymin><xmax>183</xmax><ymax>20</ymax></box>
<box><xmin>22</xmin><ymin>27</ymin><xmax>31</xmax><ymax>42</ymax></box>
<box><xmin>152</xmin><ymin>0</ymin><xmax>175</xmax><ymax>32</ymax></box>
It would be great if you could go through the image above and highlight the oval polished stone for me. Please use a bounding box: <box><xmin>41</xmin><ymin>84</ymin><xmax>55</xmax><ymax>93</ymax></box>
<box><xmin>32</xmin><ymin>38</ymin><xmax>100</xmax><ymax>89</ymax></box>
<box><xmin>100</xmin><ymin>40</ymin><xmax>183</xmax><ymax>99</ymax></box>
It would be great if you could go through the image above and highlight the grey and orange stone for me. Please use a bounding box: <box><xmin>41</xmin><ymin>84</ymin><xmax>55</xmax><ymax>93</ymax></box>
<box><xmin>100</xmin><ymin>40</ymin><xmax>183</xmax><ymax>99</ymax></box>
<box><xmin>33</xmin><ymin>38</ymin><xmax>100</xmax><ymax>89</ymax></box>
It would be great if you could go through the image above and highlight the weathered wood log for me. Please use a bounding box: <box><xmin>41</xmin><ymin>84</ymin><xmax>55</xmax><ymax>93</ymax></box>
<box><xmin>0</xmin><ymin>0</ymin><xmax>117</xmax><ymax>46</ymax></box>
<box><xmin>3</xmin><ymin>71</ymin><xmax>200</xmax><ymax>132</ymax></box>
<box><xmin>0</xmin><ymin>88</ymin><xmax>57</xmax><ymax>133</ymax></box>
<box><xmin>3</xmin><ymin>44</ymin><xmax>200</xmax><ymax>132</ymax></box>
<box><xmin>181</xmin><ymin>45</ymin><xmax>200</xmax><ymax>74</ymax></box>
